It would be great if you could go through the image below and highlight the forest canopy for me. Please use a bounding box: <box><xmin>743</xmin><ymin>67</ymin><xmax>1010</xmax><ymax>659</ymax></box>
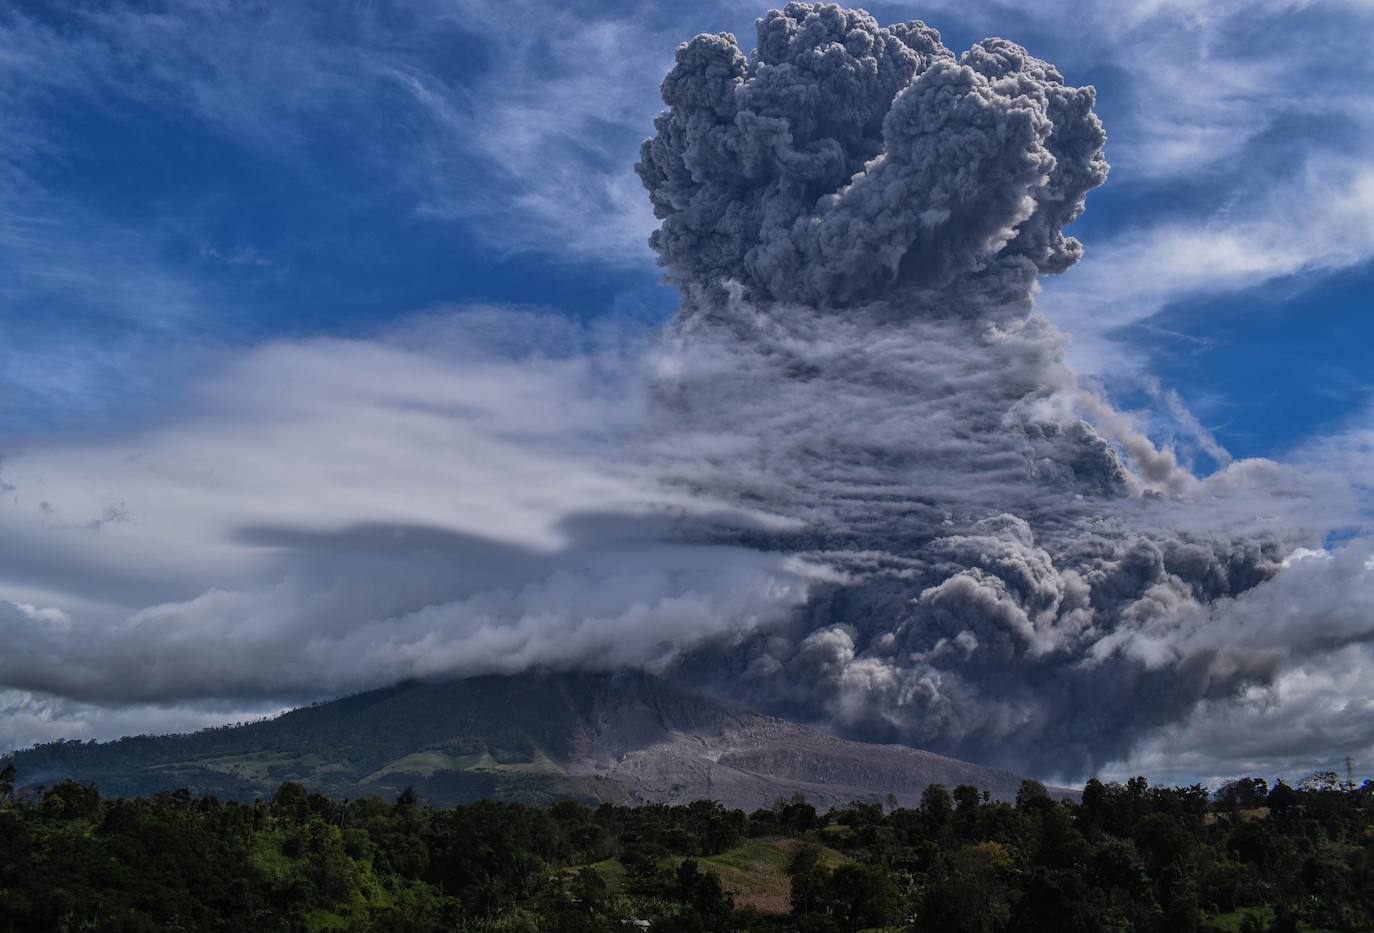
<box><xmin>0</xmin><ymin>765</ymin><xmax>1371</xmax><ymax>932</ymax></box>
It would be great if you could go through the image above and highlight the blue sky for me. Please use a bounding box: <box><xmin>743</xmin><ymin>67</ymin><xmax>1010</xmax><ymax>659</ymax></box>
<box><xmin>2</xmin><ymin>0</ymin><xmax>1373</xmax><ymax>783</ymax></box>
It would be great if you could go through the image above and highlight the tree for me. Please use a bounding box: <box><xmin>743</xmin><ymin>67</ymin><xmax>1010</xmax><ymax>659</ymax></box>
<box><xmin>1016</xmin><ymin>778</ymin><xmax>1052</xmax><ymax>812</ymax></box>
<box><xmin>1216</xmin><ymin>778</ymin><xmax>1268</xmax><ymax>811</ymax></box>
<box><xmin>921</xmin><ymin>842</ymin><xmax>1015</xmax><ymax>933</ymax></box>
<box><xmin>1013</xmin><ymin>865</ymin><xmax>1104</xmax><ymax>933</ymax></box>
<box><xmin>1298</xmin><ymin>771</ymin><xmax>1343</xmax><ymax>793</ymax></box>
<box><xmin>675</xmin><ymin>859</ymin><xmax>733</xmax><ymax>927</ymax></box>
<box><xmin>0</xmin><ymin>759</ymin><xmax>14</xmax><ymax>805</ymax></box>
<box><xmin>788</xmin><ymin>841</ymin><xmax>822</xmax><ymax>876</ymax></box>
<box><xmin>1267</xmin><ymin>780</ymin><xmax>1298</xmax><ymax>814</ymax></box>
<box><xmin>953</xmin><ymin>784</ymin><xmax>981</xmax><ymax>838</ymax></box>
<box><xmin>571</xmin><ymin>867</ymin><xmax>608</xmax><ymax>911</ymax></box>
<box><xmin>920</xmin><ymin>783</ymin><xmax>953</xmax><ymax>837</ymax></box>
<box><xmin>1</xmin><ymin>773</ymin><xmax>1371</xmax><ymax>933</ymax></box>
<box><xmin>779</xmin><ymin>793</ymin><xmax>819</xmax><ymax>834</ymax></box>
<box><xmin>1035</xmin><ymin>803</ymin><xmax>1091</xmax><ymax>871</ymax></box>
<box><xmin>789</xmin><ymin>863</ymin><xmax>833</xmax><ymax>928</ymax></box>
<box><xmin>271</xmin><ymin>781</ymin><xmax>311</xmax><ymax>824</ymax></box>
<box><xmin>619</xmin><ymin>841</ymin><xmax>670</xmax><ymax>893</ymax></box>
<box><xmin>1135</xmin><ymin>813</ymin><xmax>1194</xmax><ymax>876</ymax></box>
<box><xmin>1079</xmin><ymin>777</ymin><xmax>1109</xmax><ymax>831</ymax></box>
<box><xmin>790</xmin><ymin>861</ymin><xmax>900</xmax><ymax>933</ymax></box>
<box><xmin>953</xmin><ymin>784</ymin><xmax>982</xmax><ymax>812</ymax></box>
<box><xmin>825</xmin><ymin>863</ymin><xmax>900</xmax><ymax>930</ymax></box>
<box><xmin>40</xmin><ymin>780</ymin><xmax>100</xmax><ymax>820</ymax></box>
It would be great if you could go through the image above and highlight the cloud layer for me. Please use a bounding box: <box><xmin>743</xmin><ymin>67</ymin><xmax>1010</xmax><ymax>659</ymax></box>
<box><xmin>0</xmin><ymin>309</ymin><xmax>822</xmax><ymax>710</ymax></box>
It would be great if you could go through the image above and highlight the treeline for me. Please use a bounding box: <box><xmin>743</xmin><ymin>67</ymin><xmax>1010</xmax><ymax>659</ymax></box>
<box><xmin>0</xmin><ymin>765</ymin><xmax>1371</xmax><ymax>932</ymax></box>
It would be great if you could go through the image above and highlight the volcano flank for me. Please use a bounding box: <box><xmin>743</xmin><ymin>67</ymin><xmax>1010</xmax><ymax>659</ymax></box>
<box><xmin>9</xmin><ymin>672</ymin><xmax>1061</xmax><ymax>809</ymax></box>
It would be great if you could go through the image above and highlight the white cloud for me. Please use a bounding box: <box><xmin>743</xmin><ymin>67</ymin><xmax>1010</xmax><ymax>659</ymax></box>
<box><xmin>10</xmin><ymin>308</ymin><xmax>646</xmax><ymax>573</ymax></box>
<box><xmin>418</xmin><ymin>2</ymin><xmax>678</xmax><ymax>260</ymax></box>
<box><xmin>0</xmin><ymin>306</ymin><xmax>819</xmax><ymax>712</ymax></box>
<box><xmin>1101</xmin><ymin>644</ymin><xmax>1374</xmax><ymax>785</ymax></box>
<box><xmin>1041</xmin><ymin>164</ymin><xmax>1374</xmax><ymax>369</ymax></box>
<box><xmin>0</xmin><ymin>690</ymin><xmax>284</xmax><ymax>754</ymax></box>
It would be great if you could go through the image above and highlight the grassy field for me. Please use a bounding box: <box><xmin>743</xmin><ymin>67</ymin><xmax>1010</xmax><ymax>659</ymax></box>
<box><xmin>581</xmin><ymin>836</ymin><xmax>851</xmax><ymax>915</ymax></box>
<box><xmin>698</xmin><ymin>837</ymin><xmax>851</xmax><ymax>913</ymax></box>
<box><xmin>155</xmin><ymin>751</ymin><xmax>317</xmax><ymax>782</ymax></box>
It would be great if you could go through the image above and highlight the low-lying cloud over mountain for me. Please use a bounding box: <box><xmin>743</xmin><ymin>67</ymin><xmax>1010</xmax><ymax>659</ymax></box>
<box><xmin>2</xmin><ymin>3</ymin><xmax>1371</xmax><ymax>783</ymax></box>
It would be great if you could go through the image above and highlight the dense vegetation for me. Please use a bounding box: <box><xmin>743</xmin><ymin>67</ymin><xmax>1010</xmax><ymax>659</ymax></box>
<box><xmin>1</xmin><ymin>762</ymin><xmax>1371</xmax><ymax>932</ymax></box>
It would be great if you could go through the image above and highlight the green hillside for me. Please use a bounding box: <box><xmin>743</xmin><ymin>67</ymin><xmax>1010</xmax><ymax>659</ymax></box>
<box><xmin>7</xmin><ymin>671</ymin><xmax>1065</xmax><ymax>811</ymax></box>
<box><xmin>10</xmin><ymin>675</ymin><xmax>632</xmax><ymax>805</ymax></box>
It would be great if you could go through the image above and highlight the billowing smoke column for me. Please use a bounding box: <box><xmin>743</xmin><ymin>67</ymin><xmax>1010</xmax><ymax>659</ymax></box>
<box><xmin>635</xmin><ymin>3</ymin><xmax>1356</xmax><ymax>777</ymax></box>
<box><xmin>638</xmin><ymin>4</ymin><xmax>1106</xmax><ymax>314</ymax></box>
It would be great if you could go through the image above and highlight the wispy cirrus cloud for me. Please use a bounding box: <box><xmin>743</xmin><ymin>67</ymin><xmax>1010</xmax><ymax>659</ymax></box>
<box><xmin>0</xmin><ymin>0</ymin><xmax>693</xmax><ymax>266</ymax></box>
<box><xmin>1042</xmin><ymin>163</ymin><xmax>1374</xmax><ymax>367</ymax></box>
<box><xmin>0</xmin><ymin>1</ymin><xmax>672</xmax><ymax>422</ymax></box>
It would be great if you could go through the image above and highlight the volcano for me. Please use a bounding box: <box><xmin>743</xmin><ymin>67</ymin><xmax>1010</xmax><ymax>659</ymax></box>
<box><xmin>9</xmin><ymin>672</ymin><xmax>1060</xmax><ymax>808</ymax></box>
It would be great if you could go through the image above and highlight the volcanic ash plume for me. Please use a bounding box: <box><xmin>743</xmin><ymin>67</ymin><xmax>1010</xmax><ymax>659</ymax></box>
<box><xmin>635</xmin><ymin>3</ymin><xmax>1366</xmax><ymax>777</ymax></box>
<box><xmin>638</xmin><ymin>4</ymin><xmax>1106</xmax><ymax>314</ymax></box>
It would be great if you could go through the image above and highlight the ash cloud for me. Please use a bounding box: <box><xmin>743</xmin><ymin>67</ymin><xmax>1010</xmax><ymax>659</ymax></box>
<box><xmin>637</xmin><ymin>5</ymin><xmax>1106</xmax><ymax>312</ymax></box>
<box><xmin>635</xmin><ymin>2</ymin><xmax>1371</xmax><ymax>777</ymax></box>
<box><xmin>1</xmin><ymin>2</ymin><xmax>1371</xmax><ymax>782</ymax></box>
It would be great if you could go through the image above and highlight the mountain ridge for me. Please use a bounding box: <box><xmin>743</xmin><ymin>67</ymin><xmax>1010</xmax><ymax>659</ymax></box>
<box><xmin>8</xmin><ymin>672</ymin><xmax>1063</xmax><ymax>809</ymax></box>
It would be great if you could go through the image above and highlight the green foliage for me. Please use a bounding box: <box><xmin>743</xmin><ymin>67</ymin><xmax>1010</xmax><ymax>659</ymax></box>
<box><xmin>0</xmin><ymin>759</ymin><xmax>15</xmax><ymax>805</ymax></box>
<box><xmin>0</xmin><ymin>768</ymin><xmax>1371</xmax><ymax>932</ymax></box>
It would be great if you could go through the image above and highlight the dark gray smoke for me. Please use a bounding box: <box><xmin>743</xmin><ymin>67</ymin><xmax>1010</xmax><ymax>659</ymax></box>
<box><xmin>637</xmin><ymin>4</ymin><xmax>1106</xmax><ymax>312</ymax></box>
<box><xmin>635</xmin><ymin>3</ymin><xmax>1363</xmax><ymax>778</ymax></box>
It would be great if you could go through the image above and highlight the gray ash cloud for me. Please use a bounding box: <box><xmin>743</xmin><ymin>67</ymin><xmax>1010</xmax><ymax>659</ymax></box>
<box><xmin>637</xmin><ymin>4</ymin><xmax>1106</xmax><ymax>313</ymax></box>
<box><xmin>635</xmin><ymin>3</ymin><xmax>1365</xmax><ymax>777</ymax></box>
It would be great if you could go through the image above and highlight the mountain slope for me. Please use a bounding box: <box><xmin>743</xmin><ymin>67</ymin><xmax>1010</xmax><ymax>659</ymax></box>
<box><xmin>9</xmin><ymin>672</ymin><xmax>1050</xmax><ymax>809</ymax></box>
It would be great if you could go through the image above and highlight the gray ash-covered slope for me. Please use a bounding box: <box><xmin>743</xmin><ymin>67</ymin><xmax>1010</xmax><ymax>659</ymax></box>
<box><xmin>10</xmin><ymin>672</ymin><xmax>1049</xmax><ymax>809</ymax></box>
